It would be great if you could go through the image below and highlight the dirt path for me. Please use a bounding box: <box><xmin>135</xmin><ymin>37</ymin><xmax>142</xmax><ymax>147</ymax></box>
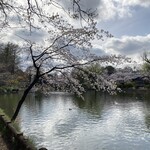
<box><xmin>0</xmin><ymin>134</ymin><xmax>8</xmax><ymax>150</ymax></box>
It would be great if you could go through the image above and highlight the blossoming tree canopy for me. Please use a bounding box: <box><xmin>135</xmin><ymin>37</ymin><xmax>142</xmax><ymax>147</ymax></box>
<box><xmin>0</xmin><ymin>0</ymin><xmax>126</xmax><ymax>121</ymax></box>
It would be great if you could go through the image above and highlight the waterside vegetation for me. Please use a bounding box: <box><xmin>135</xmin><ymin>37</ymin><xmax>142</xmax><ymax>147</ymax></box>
<box><xmin>0</xmin><ymin>43</ymin><xmax>150</xmax><ymax>95</ymax></box>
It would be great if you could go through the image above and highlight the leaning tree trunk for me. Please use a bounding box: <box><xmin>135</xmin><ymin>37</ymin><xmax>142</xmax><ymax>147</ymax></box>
<box><xmin>11</xmin><ymin>78</ymin><xmax>38</xmax><ymax>121</ymax></box>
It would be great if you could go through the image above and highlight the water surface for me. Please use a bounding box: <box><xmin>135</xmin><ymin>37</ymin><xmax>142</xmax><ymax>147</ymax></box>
<box><xmin>0</xmin><ymin>91</ymin><xmax>150</xmax><ymax>150</ymax></box>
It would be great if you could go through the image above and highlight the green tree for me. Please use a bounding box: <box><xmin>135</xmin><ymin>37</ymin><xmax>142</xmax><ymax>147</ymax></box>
<box><xmin>86</xmin><ymin>63</ymin><xmax>104</xmax><ymax>74</ymax></box>
<box><xmin>105</xmin><ymin>65</ymin><xmax>116</xmax><ymax>75</ymax></box>
<box><xmin>142</xmin><ymin>52</ymin><xmax>150</xmax><ymax>75</ymax></box>
<box><xmin>142</xmin><ymin>63</ymin><xmax>150</xmax><ymax>74</ymax></box>
<box><xmin>71</xmin><ymin>63</ymin><xmax>104</xmax><ymax>90</ymax></box>
<box><xmin>0</xmin><ymin>43</ymin><xmax>20</xmax><ymax>74</ymax></box>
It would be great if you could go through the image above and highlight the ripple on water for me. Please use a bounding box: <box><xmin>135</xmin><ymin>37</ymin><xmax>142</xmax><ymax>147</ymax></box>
<box><xmin>12</xmin><ymin>92</ymin><xmax>150</xmax><ymax>150</ymax></box>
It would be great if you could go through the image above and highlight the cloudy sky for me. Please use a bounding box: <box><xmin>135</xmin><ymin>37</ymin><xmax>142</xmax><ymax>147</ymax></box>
<box><xmin>1</xmin><ymin>0</ymin><xmax>150</xmax><ymax>65</ymax></box>
<box><xmin>91</xmin><ymin>0</ymin><xmax>150</xmax><ymax>63</ymax></box>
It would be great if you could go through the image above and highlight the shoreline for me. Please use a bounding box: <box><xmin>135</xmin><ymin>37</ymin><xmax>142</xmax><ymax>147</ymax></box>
<box><xmin>0</xmin><ymin>134</ymin><xmax>8</xmax><ymax>150</ymax></box>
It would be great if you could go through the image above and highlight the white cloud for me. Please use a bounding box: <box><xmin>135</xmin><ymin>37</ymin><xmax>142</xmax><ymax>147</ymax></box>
<box><xmin>98</xmin><ymin>0</ymin><xmax>131</xmax><ymax>21</ymax></box>
<box><xmin>97</xmin><ymin>0</ymin><xmax>150</xmax><ymax>21</ymax></box>
<box><xmin>122</xmin><ymin>0</ymin><xmax>150</xmax><ymax>7</ymax></box>
<box><xmin>58</xmin><ymin>0</ymin><xmax>132</xmax><ymax>21</ymax></box>
<box><xmin>101</xmin><ymin>34</ymin><xmax>150</xmax><ymax>62</ymax></box>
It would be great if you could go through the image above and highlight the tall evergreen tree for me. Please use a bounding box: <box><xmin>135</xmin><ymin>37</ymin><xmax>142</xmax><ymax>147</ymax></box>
<box><xmin>0</xmin><ymin>43</ymin><xmax>20</xmax><ymax>74</ymax></box>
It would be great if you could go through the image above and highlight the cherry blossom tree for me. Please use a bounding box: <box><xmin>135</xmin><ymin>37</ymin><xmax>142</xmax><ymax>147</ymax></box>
<box><xmin>0</xmin><ymin>0</ymin><xmax>125</xmax><ymax>121</ymax></box>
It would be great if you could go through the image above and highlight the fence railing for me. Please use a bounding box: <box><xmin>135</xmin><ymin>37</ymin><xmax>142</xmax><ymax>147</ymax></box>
<box><xmin>0</xmin><ymin>114</ymin><xmax>36</xmax><ymax>150</ymax></box>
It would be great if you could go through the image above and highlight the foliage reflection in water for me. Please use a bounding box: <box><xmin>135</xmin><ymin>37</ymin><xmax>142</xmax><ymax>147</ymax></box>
<box><xmin>0</xmin><ymin>91</ymin><xmax>150</xmax><ymax>150</ymax></box>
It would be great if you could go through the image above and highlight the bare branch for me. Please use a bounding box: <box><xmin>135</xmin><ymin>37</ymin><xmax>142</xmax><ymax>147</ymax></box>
<box><xmin>143</xmin><ymin>52</ymin><xmax>150</xmax><ymax>64</ymax></box>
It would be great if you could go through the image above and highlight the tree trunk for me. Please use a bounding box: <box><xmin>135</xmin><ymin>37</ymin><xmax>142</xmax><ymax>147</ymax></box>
<box><xmin>11</xmin><ymin>78</ymin><xmax>38</xmax><ymax>122</ymax></box>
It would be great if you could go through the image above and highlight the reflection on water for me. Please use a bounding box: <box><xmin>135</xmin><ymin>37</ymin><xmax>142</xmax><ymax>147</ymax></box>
<box><xmin>0</xmin><ymin>91</ymin><xmax>150</xmax><ymax>150</ymax></box>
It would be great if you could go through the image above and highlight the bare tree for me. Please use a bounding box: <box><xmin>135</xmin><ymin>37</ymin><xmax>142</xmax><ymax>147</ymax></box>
<box><xmin>0</xmin><ymin>0</ymin><xmax>125</xmax><ymax>121</ymax></box>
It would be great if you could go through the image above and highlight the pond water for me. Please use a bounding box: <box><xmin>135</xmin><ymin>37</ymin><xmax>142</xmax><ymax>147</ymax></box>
<box><xmin>0</xmin><ymin>91</ymin><xmax>150</xmax><ymax>150</ymax></box>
